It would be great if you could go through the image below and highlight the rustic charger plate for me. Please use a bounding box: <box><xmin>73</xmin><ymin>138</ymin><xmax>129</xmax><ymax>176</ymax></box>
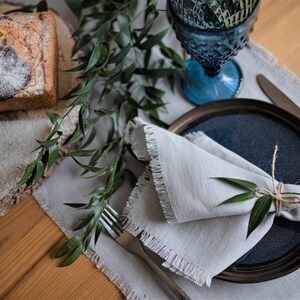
<box><xmin>169</xmin><ymin>99</ymin><xmax>300</xmax><ymax>283</ymax></box>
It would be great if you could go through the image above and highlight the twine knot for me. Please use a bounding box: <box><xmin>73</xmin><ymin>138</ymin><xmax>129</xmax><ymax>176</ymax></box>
<box><xmin>254</xmin><ymin>145</ymin><xmax>300</xmax><ymax>216</ymax></box>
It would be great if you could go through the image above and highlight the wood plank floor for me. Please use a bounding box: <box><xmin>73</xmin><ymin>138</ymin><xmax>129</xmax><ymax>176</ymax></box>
<box><xmin>0</xmin><ymin>197</ymin><xmax>123</xmax><ymax>299</ymax></box>
<box><xmin>1</xmin><ymin>0</ymin><xmax>299</xmax><ymax>299</ymax></box>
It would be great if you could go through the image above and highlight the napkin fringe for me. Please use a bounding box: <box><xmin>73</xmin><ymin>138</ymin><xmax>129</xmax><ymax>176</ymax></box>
<box><xmin>34</xmin><ymin>189</ymin><xmax>139</xmax><ymax>300</ymax></box>
<box><xmin>248</xmin><ymin>40</ymin><xmax>300</xmax><ymax>89</ymax></box>
<box><xmin>123</xmin><ymin>171</ymin><xmax>212</xmax><ymax>287</ymax></box>
<box><xmin>141</xmin><ymin>231</ymin><xmax>212</xmax><ymax>287</ymax></box>
<box><xmin>86</xmin><ymin>249</ymin><xmax>139</xmax><ymax>300</ymax></box>
<box><xmin>124</xmin><ymin>220</ymin><xmax>212</xmax><ymax>287</ymax></box>
<box><xmin>138</xmin><ymin>121</ymin><xmax>178</xmax><ymax>223</ymax></box>
<box><xmin>122</xmin><ymin>167</ymin><xmax>152</xmax><ymax>223</ymax></box>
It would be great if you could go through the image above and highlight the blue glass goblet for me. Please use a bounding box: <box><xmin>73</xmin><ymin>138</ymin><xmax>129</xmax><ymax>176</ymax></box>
<box><xmin>167</xmin><ymin>0</ymin><xmax>260</xmax><ymax>105</ymax></box>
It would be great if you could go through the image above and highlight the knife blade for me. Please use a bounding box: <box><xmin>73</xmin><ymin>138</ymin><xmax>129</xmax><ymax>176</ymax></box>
<box><xmin>256</xmin><ymin>74</ymin><xmax>300</xmax><ymax>119</ymax></box>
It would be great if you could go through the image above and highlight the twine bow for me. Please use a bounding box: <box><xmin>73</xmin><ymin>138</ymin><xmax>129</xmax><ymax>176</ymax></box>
<box><xmin>255</xmin><ymin>145</ymin><xmax>300</xmax><ymax>216</ymax></box>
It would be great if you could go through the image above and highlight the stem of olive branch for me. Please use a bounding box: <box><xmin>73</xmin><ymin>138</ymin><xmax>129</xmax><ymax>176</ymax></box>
<box><xmin>255</xmin><ymin>145</ymin><xmax>300</xmax><ymax>215</ymax></box>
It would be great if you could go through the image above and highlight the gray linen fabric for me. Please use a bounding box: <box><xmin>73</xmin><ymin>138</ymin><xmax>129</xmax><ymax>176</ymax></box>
<box><xmin>26</xmin><ymin>0</ymin><xmax>300</xmax><ymax>298</ymax></box>
<box><xmin>129</xmin><ymin>119</ymin><xmax>300</xmax><ymax>223</ymax></box>
<box><xmin>124</xmin><ymin>119</ymin><xmax>300</xmax><ymax>286</ymax></box>
<box><xmin>33</xmin><ymin>42</ymin><xmax>300</xmax><ymax>300</ymax></box>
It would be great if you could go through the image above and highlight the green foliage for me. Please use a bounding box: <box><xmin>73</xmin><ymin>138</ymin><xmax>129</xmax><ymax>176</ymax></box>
<box><xmin>14</xmin><ymin>0</ymin><xmax>184</xmax><ymax>266</ymax></box>
<box><xmin>216</xmin><ymin>177</ymin><xmax>271</xmax><ymax>238</ymax></box>
<box><xmin>218</xmin><ymin>192</ymin><xmax>255</xmax><ymax>205</ymax></box>
<box><xmin>247</xmin><ymin>195</ymin><xmax>272</xmax><ymax>238</ymax></box>
<box><xmin>214</xmin><ymin>177</ymin><xmax>258</xmax><ymax>191</ymax></box>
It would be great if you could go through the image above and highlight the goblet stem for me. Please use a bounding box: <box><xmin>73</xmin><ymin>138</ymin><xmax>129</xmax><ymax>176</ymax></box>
<box><xmin>181</xmin><ymin>59</ymin><xmax>243</xmax><ymax>105</ymax></box>
<box><xmin>203</xmin><ymin>65</ymin><xmax>221</xmax><ymax>77</ymax></box>
<box><xmin>167</xmin><ymin>0</ymin><xmax>260</xmax><ymax>105</ymax></box>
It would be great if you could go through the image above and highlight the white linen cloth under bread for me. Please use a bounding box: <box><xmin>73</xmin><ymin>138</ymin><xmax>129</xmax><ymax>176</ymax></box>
<box><xmin>27</xmin><ymin>0</ymin><xmax>300</xmax><ymax>298</ymax></box>
<box><xmin>123</xmin><ymin>118</ymin><xmax>300</xmax><ymax>286</ymax></box>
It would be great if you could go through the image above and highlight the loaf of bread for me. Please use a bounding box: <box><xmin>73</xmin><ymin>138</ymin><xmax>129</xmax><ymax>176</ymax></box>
<box><xmin>0</xmin><ymin>11</ymin><xmax>58</xmax><ymax>112</ymax></box>
<box><xmin>0</xmin><ymin>3</ymin><xmax>81</xmax><ymax>217</ymax></box>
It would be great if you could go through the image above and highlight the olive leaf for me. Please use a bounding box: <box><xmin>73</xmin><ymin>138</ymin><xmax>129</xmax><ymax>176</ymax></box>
<box><xmin>135</xmin><ymin>11</ymin><xmax>158</xmax><ymax>44</ymax></box>
<box><xmin>218</xmin><ymin>192</ymin><xmax>255</xmax><ymax>205</ymax></box>
<box><xmin>216</xmin><ymin>177</ymin><xmax>273</xmax><ymax>238</ymax></box>
<box><xmin>55</xmin><ymin>236</ymin><xmax>81</xmax><ymax>258</ymax></box>
<box><xmin>5</xmin><ymin>0</ymin><xmax>47</xmax><ymax>13</ymax></box>
<box><xmin>138</xmin><ymin>28</ymin><xmax>169</xmax><ymax>50</ymax></box>
<box><xmin>94</xmin><ymin>222</ymin><xmax>103</xmax><ymax>245</ymax></box>
<box><xmin>66</xmin><ymin>149</ymin><xmax>96</xmax><ymax>157</ymax></box>
<box><xmin>16</xmin><ymin>162</ymin><xmax>36</xmax><ymax>188</ymax></box>
<box><xmin>85</xmin><ymin>41</ymin><xmax>108</xmax><ymax>72</ymax></box>
<box><xmin>72</xmin><ymin>157</ymin><xmax>103</xmax><ymax>173</ymax></box>
<box><xmin>64</xmin><ymin>203</ymin><xmax>89</xmax><ymax>209</ymax></box>
<box><xmin>46</xmin><ymin>112</ymin><xmax>60</xmax><ymax>125</ymax></box>
<box><xmin>58</xmin><ymin>243</ymin><xmax>84</xmax><ymax>267</ymax></box>
<box><xmin>36</xmin><ymin>0</ymin><xmax>48</xmax><ymax>12</ymax></box>
<box><xmin>247</xmin><ymin>195</ymin><xmax>273</xmax><ymax>237</ymax></box>
<box><xmin>74</xmin><ymin>211</ymin><xmax>95</xmax><ymax>231</ymax></box>
<box><xmin>80</xmin><ymin>127</ymin><xmax>97</xmax><ymax>149</ymax></box>
<box><xmin>48</xmin><ymin>145</ymin><xmax>59</xmax><ymax>169</ymax></box>
<box><xmin>33</xmin><ymin>160</ymin><xmax>45</xmax><ymax>184</ymax></box>
<box><xmin>37</xmin><ymin>137</ymin><xmax>60</xmax><ymax>148</ymax></box>
<box><xmin>108</xmin><ymin>44</ymin><xmax>131</xmax><ymax>64</ymax></box>
<box><xmin>65</xmin><ymin>0</ymin><xmax>82</xmax><ymax>19</ymax></box>
<box><xmin>214</xmin><ymin>177</ymin><xmax>258</xmax><ymax>191</ymax></box>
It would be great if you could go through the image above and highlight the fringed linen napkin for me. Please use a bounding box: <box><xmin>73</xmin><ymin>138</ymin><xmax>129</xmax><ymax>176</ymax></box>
<box><xmin>123</xmin><ymin>118</ymin><xmax>300</xmax><ymax>287</ymax></box>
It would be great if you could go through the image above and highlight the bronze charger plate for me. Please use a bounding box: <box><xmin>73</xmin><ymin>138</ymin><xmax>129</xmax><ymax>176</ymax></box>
<box><xmin>169</xmin><ymin>99</ymin><xmax>300</xmax><ymax>284</ymax></box>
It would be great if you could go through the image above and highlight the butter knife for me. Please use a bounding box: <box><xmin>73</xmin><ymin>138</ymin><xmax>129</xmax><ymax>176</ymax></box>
<box><xmin>256</xmin><ymin>74</ymin><xmax>300</xmax><ymax>119</ymax></box>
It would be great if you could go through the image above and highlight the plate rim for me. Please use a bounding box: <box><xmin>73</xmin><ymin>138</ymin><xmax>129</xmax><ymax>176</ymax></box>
<box><xmin>169</xmin><ymin>98</ymin><xmax>300</xmax><ymax>284</ymax></box>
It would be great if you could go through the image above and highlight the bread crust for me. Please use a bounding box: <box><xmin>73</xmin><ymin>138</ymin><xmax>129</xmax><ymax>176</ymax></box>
<box><xmin>0</xmin><ymin>11</ymin><xmax>58</xmax><ymax>112</ymax></box>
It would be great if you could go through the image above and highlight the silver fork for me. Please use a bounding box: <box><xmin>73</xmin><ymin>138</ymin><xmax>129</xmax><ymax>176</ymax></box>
<box><xmin>101</xmin><ymin>204</ymin><xmax>191</xmax><ymax>300</ymax></box>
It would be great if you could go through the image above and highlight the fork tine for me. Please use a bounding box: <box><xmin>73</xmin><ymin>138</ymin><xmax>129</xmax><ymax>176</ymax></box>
<box><xmin>100</xmin><ymin>217</ymin><xmax>119</xmax><ymax>239</ymax></box>
<box><xmin>101</xmin><ymin>213</ymin><xmax>114</xmax><ymax>228</ymax></box>
<box><xmin>106</xmin><ymin>204</ymin><xmax>119</xmax><ymax>218</ymax></box>
<box><xmin>101</xmin><ymin>213</ymin><xmax>122</xmax><ymax>236</ymax></box>
<box><xmin>103</xmin><ymin>209</ymin><xmax>123</xmax><ymax>233</ymax></box>
<box><xmin>106</xmin><ymin>204</ymin><xmax>127</xmax><ymax>226</ymax></box>
<box><xmin>102</xmin><ymin>205</ymin><xmax>191</xmax><ymax>299</ymax></box>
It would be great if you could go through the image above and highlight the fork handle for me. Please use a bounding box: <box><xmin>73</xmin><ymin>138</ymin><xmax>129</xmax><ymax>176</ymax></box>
<box><xmin>139</xmin><ymin>250</ymin><xmax>192</xmax><ymax>300</ymax></box>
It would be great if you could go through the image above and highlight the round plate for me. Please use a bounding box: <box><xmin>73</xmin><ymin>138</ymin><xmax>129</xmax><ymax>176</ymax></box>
<box><xmin>169</xmin><ymin>99</ymin><xmax>300</xmax><ymax>283</ymax></box>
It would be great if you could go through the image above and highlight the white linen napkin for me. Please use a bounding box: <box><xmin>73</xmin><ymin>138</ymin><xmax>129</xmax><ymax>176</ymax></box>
<box><xmin>123</xmin><ymin>118</ymin><xmax>300</xmax><ymax>287</ymax></box>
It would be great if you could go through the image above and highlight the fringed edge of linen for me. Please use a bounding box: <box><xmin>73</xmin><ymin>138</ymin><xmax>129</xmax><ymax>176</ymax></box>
<box><xmin>122</xmin><ymin>170</ymin><xmax>212</xmax><ymax>288</ymax></box>
<box><xmin>33</xmin><ymin>188</ymin><xmax>139</xmax><ymax>300</ymax></box>
<box><xmin>85</xmin><ymin>249</ymin><xmax>138</xmax><ymax>300</ymax></box>
<box><xmin>248</xmin><ymin>40</ymin><xmax>300</xmax><ymax>89</ymax></box>
<box><xmin>129</xmin><ymin>118</ymin><xmax>178</xmax><ymax>224</ymax></box>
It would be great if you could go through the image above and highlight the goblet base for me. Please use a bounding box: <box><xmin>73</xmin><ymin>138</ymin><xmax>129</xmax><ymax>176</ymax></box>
<box><xmin>181</xmin><ymin>59</ymin><xmax>243</xmax><ymax>105</ymax></box>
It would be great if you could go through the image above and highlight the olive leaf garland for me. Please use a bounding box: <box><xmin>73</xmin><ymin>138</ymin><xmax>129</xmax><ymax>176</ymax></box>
<box><xmin>13</xmin><ymin>0</ymin><xmax>185</xmax><ymax>266</ymax></box>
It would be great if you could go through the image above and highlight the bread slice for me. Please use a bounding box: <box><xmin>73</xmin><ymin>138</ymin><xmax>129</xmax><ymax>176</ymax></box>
<box><xmin>0</xmin><ymin>11</ymin><xmax>58</xmax><ymax>112</ymax></box>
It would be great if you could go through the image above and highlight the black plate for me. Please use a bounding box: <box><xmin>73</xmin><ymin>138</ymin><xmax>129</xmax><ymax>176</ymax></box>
<box><xmin>169</xmin><ymin>99</ymin><xmax>300</xmax><ymax>283</ymax></box>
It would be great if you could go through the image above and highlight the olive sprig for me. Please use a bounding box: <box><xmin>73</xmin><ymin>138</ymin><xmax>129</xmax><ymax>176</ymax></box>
<box><xmin>15</xmin><ymin>0</ymin><xmax>185</xmax><ymax>266</ymax></box>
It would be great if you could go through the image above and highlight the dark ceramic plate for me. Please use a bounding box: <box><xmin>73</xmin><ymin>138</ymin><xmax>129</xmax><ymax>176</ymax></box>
<box><xmin>169</xmin><ymin>99</ymin><xmax>300</xmax><ymax>283</ymax></box>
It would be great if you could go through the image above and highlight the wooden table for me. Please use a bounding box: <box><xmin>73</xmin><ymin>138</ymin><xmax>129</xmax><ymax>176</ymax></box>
<box><xmin>1</xmin><ymin>0</ymin><xmax>299</xmax><ymax>298</ymax></box>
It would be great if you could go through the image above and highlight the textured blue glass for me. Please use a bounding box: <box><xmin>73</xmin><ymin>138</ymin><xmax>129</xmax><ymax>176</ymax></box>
<box><xmin>181</xmin><ymin>59</ymin><xmax>243</xmax><ymax>105</ymax></box>
<box><xmin>169</xmin><ymin>0</ymin><xmax>258</xmax><ymax>30</ymax></box>
<box><xmin>167</xmin><ymin>0</ymin><xmax>260</xmax><ymax>105</ymax></box>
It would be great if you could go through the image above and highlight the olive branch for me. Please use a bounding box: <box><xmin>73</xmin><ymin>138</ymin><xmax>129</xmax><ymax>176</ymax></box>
<box><xmin>13</xmin><ymin>0</ymin><xmax>185</xmax><ymax>266</ymax></box>
<box><xmin>216</xmin><ymin>146</ymin><xmax>300</xmax><ymax>237</ymax></box>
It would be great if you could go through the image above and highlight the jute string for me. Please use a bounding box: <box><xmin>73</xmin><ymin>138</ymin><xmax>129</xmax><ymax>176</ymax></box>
<box><xmin>255</xmin><ymin>145</ymin><xmax>300</xmax><ymax>216</ymax></box>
